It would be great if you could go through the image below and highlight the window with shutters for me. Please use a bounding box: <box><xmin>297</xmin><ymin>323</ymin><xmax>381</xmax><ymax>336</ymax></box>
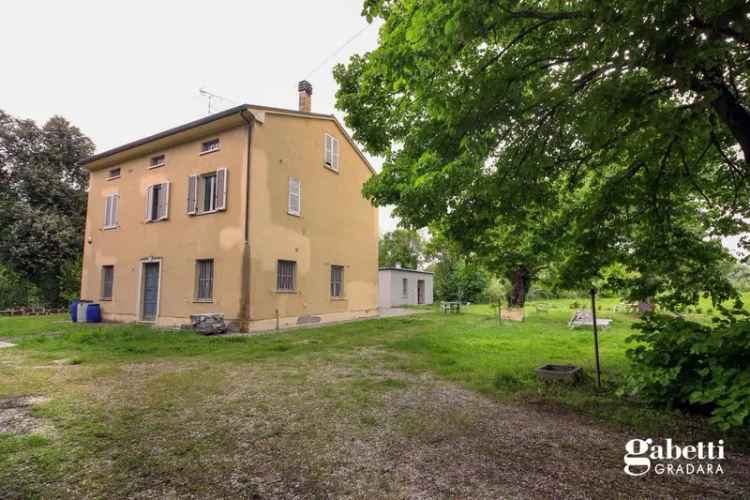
<box><xmin>330</xmin><ymin>265</ymin><xmax>344</xmax><ymax>298</ymax></box>
<box><xmin>276</xmin><ymin>260</ymin><xmax>296</xmax><ymax>291</ymax></box>
<box><xmin>288</xmin><ymin>177</ymin><xmax>301</xmax><ymax>216</ymax></box>
<box><xmin>187</xmin><ymin>168</ymin><xmax>227</xmax><ymax>215</ymax></box>
<box><xmin>194</xmin><ymin>259</ymin><xmax>214</xmax><ymax>301</ymax></box>
<box><xmin>201</xmin><ymin>138</ymin><xmax>220</xmax><ymax>154</ymax></box>
<box><xmin>324</xmin><ymin>133</ymin><xmax>340</xmax><ymax>171</ymax></box>
<box><xmin>145</xmin><ymin>182</ymin><xmax>170</xmax><ymax>222</ymax></box>
<box><xmin>101</xmin><ymin>265</ymin><xmax>114</xmax><ymax>300</ymax></box>
<box><xmin>104</xmin><ymin>193</ymin><xmax>119</xmax><ymax>229</ymax></box>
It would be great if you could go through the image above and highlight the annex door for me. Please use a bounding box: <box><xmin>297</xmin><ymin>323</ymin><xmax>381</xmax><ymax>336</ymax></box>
<box><xmin>142</xmin><ymin>262</ymin><xmax>160</xmax><ymax>321</ymax></box>
<box><xmin>417</xmin><ymin>280</ymin><xmax>425</xmax><ymax>305</ymax></box>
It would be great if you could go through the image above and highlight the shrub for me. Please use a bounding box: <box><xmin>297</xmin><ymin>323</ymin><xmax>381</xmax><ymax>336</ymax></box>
<box><xmin>622</xmin><ymin>309</ymin><xmax>750</xmax><ymax>430</ymax></box>
<box><xmin>0</xmin><ymin>264</ymin><xmax>42</xmax><ymax>309</ymax></box>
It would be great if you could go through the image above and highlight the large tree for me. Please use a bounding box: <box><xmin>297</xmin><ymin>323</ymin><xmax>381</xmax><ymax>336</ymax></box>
<box><xmin>0</xmin><ymin>110</ymin><xmax>94</xmax><ymax>305</ymax></box>
<box><xmin>335</xmin><ymin>0</ymin><xmax>747</xmax><ymax>305</ymax></box>
<box><xmin>379</xmin><ymin>228</ymin><xmax>423</xmax><ymax>269</ymax></box>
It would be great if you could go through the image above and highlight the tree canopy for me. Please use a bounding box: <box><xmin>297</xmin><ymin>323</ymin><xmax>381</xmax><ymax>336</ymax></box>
<box><xmin>335</xmin><ymin>0</ymin><xmax>748</xmax><ymax>305</ymax></box>
<box><xmin>379</xmin><ymin>228</ymin><xmax>424</xmax><ymax>269</ymax></box>
<box><xmin>0</xmin><ymin>110</ymin><xmax>94</xmax><ymax>305</ymax></box>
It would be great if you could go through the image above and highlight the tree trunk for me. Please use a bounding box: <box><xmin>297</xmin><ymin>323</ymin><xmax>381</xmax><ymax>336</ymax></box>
<box><xmin>506</xmin><ymin>267</ymin><xmax>532</xmax><ymax>308</ymax></box>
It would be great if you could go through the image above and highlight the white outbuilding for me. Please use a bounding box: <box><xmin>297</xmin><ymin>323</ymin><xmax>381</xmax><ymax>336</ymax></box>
<box><xmin>378</xmin><ymin>266</ymin><xmax>434</xmax><ymax>308</ymax></box>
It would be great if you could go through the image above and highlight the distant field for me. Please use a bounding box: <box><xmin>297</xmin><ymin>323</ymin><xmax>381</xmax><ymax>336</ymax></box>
<box><xmin>1</xmin><ymin>299</ymin><xmax>748</xmax><ymax>498</ymax></box>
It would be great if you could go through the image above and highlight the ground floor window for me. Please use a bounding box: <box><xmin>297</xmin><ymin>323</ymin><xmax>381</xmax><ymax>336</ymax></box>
<box><xmin>101</xmin><ymin>265</ymin><xmax>114</xmax><ymax>300</ymax></box>
<box><xmin>277</xmin><ymin>260</ymin><xmax>296</xmax><ymax>291</ymax></box>
<box><xmin>402</xmin><ymin>278</ymin><xmax>408</xmax><ymax>297</ymax></box>
<box><xmin>331</xmin><ymin>265</ymin><xmax>344</xmax><ymax>297</ymax></box>
<box><xmin>195</xmin><ymin>259</ymin><xmax>214</xmax><ymax>301</ymax></box>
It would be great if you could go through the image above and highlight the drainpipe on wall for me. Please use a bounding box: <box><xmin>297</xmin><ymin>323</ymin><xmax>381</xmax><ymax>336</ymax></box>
<box><xmin>238</xmin><ymin>110</ymin><xmax>254</xmax><ymax>331</ymax></box>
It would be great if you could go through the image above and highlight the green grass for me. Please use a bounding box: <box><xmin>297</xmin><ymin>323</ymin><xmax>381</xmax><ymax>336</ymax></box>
<box><xmin>1</xmin><ymin>298</ymin><xmax>747</xmax><ymax>497</ymax></box>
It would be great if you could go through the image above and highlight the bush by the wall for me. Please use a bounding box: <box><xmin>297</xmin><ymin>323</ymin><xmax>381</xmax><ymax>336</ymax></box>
<box><xmin>0</xmin><ymin>264</ymin><xmax>43</xmax><ymax>309</ymax></box>
<box><xmin>621</xmin><ymin>309</ymin><xmax>750</xmax><ymax>430</ymax></box>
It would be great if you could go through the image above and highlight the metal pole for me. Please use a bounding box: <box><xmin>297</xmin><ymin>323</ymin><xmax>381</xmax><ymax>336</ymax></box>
<box><xmin>591</xmin><ymin>287</ymin><xmax>602</xmax><ymax>388</ymax></box>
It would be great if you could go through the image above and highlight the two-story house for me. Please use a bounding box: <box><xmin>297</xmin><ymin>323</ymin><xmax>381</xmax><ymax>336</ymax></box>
<box><xmin>79</xmin><ymin>81</ymin><xmax>379</xmax><ymax>331</ymax></box>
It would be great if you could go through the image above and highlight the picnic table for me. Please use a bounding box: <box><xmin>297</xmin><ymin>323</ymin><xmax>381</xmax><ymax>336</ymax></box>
<box><xmin>441</xmin><ymin>301</ymin><xmax>462</xmax><ymax>313</ymax></box>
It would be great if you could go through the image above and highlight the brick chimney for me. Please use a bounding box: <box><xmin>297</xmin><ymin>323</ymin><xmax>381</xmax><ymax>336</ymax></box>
<box><xmin>298</xmin><ymin>80</ymin><xmax>313</xmax><ymax>112</ymax></box>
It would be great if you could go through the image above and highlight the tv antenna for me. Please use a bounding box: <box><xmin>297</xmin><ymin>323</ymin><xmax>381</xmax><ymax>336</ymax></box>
<box><xmin>199</xmin><ymin>88</ymin><xmax>238</xmax><ymax>114</ymax></box>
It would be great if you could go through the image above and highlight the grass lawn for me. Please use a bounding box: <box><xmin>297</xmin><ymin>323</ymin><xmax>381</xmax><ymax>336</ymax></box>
<box><xmin>1</xmin><ymin>299</ymin><xmax>748</xmax><ymax>498</ymax></box>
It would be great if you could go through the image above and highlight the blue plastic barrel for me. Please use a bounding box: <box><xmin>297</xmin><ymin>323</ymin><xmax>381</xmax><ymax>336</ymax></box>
<box><xmin>70</xmin><ymin>300</ymin><xmax>80</xmax><ymax>322</ymax></box>
<box><xmin>85</xmin><ymin>303</ymin><xmax>102</xmax><ymax>323</ymax></box>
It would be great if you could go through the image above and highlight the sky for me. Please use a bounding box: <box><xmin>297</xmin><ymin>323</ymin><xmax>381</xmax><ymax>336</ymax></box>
<box><xmin>1</xmin><ymin>0</ymin><xmax>400</xmax><ymax>233</ymax></box>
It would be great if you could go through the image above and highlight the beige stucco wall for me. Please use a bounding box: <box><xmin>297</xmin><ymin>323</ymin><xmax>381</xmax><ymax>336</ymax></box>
<box><xmin>80</xmin><ymin>109</ymin><xmax>378</xmax><ymax>330</ymax></box>
<box><xmin>247</xmin><ymin>112</ymin><xmax>379</xmax><ymax>323</ymax></box>
<box><xmin>80</xmin><ymin>124</ymin><xmax>249</xmax><ymax>326</ymax></box>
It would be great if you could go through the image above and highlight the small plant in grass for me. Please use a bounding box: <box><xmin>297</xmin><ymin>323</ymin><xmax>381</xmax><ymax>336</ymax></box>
<box><xmin>622</xmin><ymin>308</ymin><xmax>750</xmax><ymax>430</ymax></box>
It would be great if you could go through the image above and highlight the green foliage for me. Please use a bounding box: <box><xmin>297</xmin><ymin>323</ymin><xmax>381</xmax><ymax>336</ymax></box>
<box><xmin>0</xmin><ymin>264</ymin><xmax>42</xmax><ymax>309</ymax></box>
<box><xmin>0</xmin><ymin>110</ymin><xmax>93</xmax><ymax>305</ymax></box>
<box><xmin>58</xmin><ymin>256</ymin><xmax>82</xmax><ymax>305</ymax></box>
<box><xmin>623</xmin><ymin>310</ymin><xmax>750</xmax><ymax>430</ymax></box>
<box><xmin>432</xmin><ymin>256</ymin><xmax>488</xmax><ymax>303</ymax></box>
<box><xmin>727</xmin><ymin>262</ymin><xmax>750</xmax><ymax>292</ymax></box>
<box><xmin>335</xmin><ymin>0</ymin><xmax>747</xmax><ymax>307</ymax></box>
<box><xmin>379</xmin><ymin>229</ymin><xmax>423</xmax><ymax>269</ymax></box>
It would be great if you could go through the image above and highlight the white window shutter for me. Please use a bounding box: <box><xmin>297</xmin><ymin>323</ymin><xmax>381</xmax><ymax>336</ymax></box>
<box><xmin>332</xmin><ymin>137</ymin><xmax>340</xmax><ymax>170</ymax></box>
<box><xmin>160</xmin><ymin>182</ymin><xmax>170</xmax><ymax>220</ymax></box>
<box><xmin>216</xmin><ymin>168</ymin><xmax>227</xmax><ymax>211</ymax></box>
<box><xmin>187</xmin><ymin>175</ymin><xmax>198</xmax><ymax>215</ymax></box>
<box><xmin>145</xmin><ymin>186</ymin><xmax>153</xmax><ymax>221</ymax></box>
<box><xmin>288</xmin><ymin>177</ymin><xmax>301</xmax><ymax>215</ymax></box>
<box><xmin>104</xmin><ymin>195</ymin><xmax>112</xmax><ymax>227</ymax></box>
<box><xmin>112</xmin><ymin>194</ymin><xmax>119</xmax><ymax>226</ymax></box>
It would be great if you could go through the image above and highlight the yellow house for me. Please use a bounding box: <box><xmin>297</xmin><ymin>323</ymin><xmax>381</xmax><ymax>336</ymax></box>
<box><xmin>79</xmin><ymin>81</ymin><xmax>379</xmax><ymax>332</ymax></box>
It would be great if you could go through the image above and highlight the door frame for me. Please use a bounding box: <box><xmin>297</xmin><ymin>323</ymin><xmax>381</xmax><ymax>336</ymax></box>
<box><xmin>136</xmin><ymin>257</ymin><xmax>162</xmax><ymax>322</ymax></box>
<box><xmin>417</xmin><ymin>279</ymin><xmax>425</xmax><ymax>305</ymax></box>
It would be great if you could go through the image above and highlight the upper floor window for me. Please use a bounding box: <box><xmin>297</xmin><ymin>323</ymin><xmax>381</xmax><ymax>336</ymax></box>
<box><xmin>187</xmin><ymin>168</ymin><xmax>227</xmax><ymax>215</ymax></box>
<box><xmin>104</xmin><ymin>193</ymin><xmax>119</xmax><ymax>229</ymax></box>
<box><xmin>101</xmin><ymin>265</ymin><xmax>114</xmax><ymax>300</ymax></box>
<box><xmin>324</xmin><ymin>134</ymin><xmax>340</xmax><ymax>171</ymax></box>
<box><xmin>150</xmin><ymin>154</ymin><xmax>166</xmax><ymax>168</ymax></box>
<box><xmin>277</xmin><ymin>260</ymin><xmax>296</xmax><ymax>291</ymax></box>
<box><xmin>107</xmin><ymin>167</ymin><xmax>121</xmax><ymax>180</ymax></box>
<box><xmin>331</xmin><ymin>265</ymin><xmax>344</xmax><ymax>297</ymax></box>
<box><xmin>145</xmin><ymin>182</ymin><xmax>170</xmax><ymax>222</ymax></box>
<box><xmin>288</xmin><ymin>177</ymin><xmax>301</xmax><ymax>216</ymax></box>
<box><xmin>194</xmin><ymin>259</ymin><xmax>214</xmax><ymax>301</ymax></box>
<box><xmin>201</xmin><ymin>138</ymin><xmax>220</xmax><ymax>154</ymax></box>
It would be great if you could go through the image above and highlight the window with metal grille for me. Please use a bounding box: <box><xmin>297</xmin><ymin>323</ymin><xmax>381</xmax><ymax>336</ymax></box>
<box><xmin>277</xmin><ymin>260</ymin><xmax>296</xmax><ymax>291</ymax></box>
<box><xmin>402</xmin><ymin>278</ymin><xmax>408</xmax><ymax>297</ymax></box>
<box><xmin>330</xmin><ymin>265</ymin><xmax>344</xmax><ymax>297</ymax></box>
<box><xmin>101</xmin><ymin>265</ymin><xmax>114</xmax><ymax>300</ymax></box>
<box><xmin>195</xmin><ymin>259</ymin><xmax>214</xmax><ymax>301</ymax></box>
<box><xmin>201</xmin><ymin>138</ymin><xmax>220</xmax><ymax>154</ymax></box>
